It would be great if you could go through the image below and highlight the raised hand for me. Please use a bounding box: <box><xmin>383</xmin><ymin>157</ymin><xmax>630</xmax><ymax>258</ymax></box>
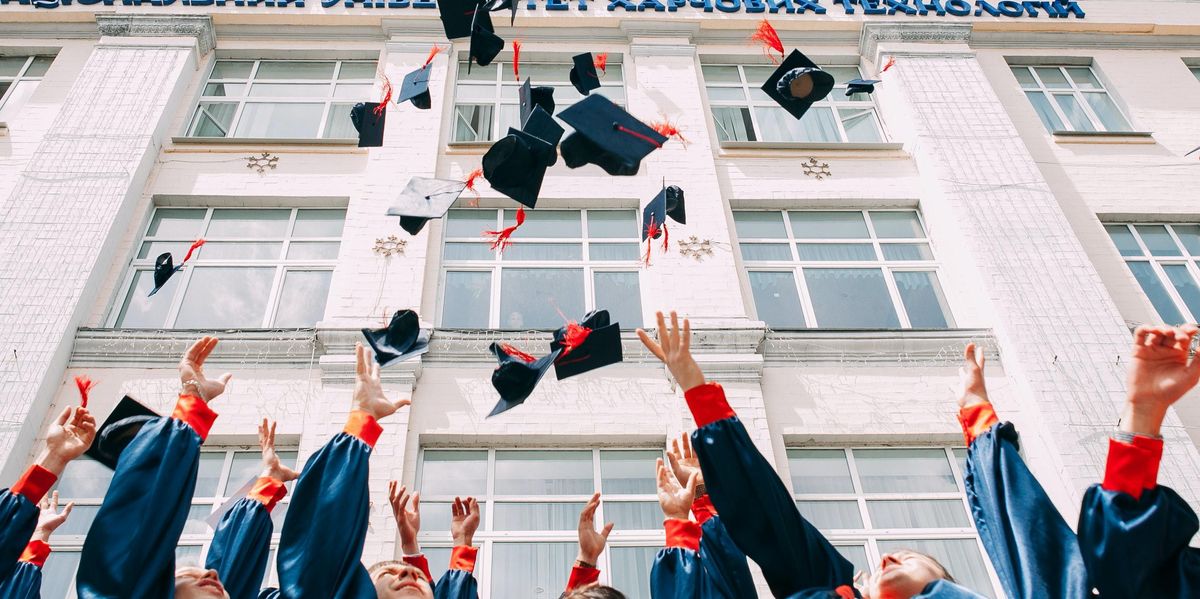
<box><xmin>354</xmin><ymin>342</ymin><xmax>411</xmax><ymax>420</ymax></box>
<box><xmin>576</xmin><ymin>493</ymin><xmax>613</xmax><ymax>566</ymax></box>
<box><xmin>667</xmin><ymin>432</ymin><xmax>703</xmax><ymax>491</ymax></box>
<box><xmin>179</xmin><ymin>336</ymin><xmax>233</xmax><ymax>402</ymax></box>
<box><xmin>1123</xmin><ymin>324</ymin><xmax>1200</xmax><ymax>436</ymax></box>
<box><xmin>388</xmin><ymin>481</ymin><xmax>421</xmax><ymax>555</ymax></box>
<box><xmin>656</xmin><ymin>457</ymin><xmax>697</xmax><ymax>521</ymax></box>
<box><xmin>637</xmin><ymin>311</ymin><xmax>705</xmax><ymax>392</ymax></box>
<box><xmin>39</xmin><ymin>406</ymin><xmax>97</xmax><ymax>475</ymax></box>
<box><xmin>451</xmin><ymin>496</ymin><xmax>480</xmax><ymax>547</ymax></box>
<box><xmin>31</xmin><ymin>491</ymin><xmax>73</xmax><ymax>543</ymax></box>
<box><xmin>958</xmin><ymin>343</ymin><xmax>990</xmax><ymax>408</ymax></box>
<box><xmin>258</xmin><ymin>419</ymin><xmax>299</xmax><ymax>483</ymax></box>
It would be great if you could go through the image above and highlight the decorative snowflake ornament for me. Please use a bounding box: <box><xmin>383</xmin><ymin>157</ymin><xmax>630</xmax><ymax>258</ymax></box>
<box><xmin>373</xmin><ymin>235</ymin><xmax>407</xmax><ymax>257</ymax></box>
<box><xmin>801</xmin><ymin>157</ymin><xmax>831</xmax><ymax>180</ymax></box>
<box><xmin>246</xmin><ymin>152</ymin><xmax>279</xmax><ymax>174</ymax></box>
<box><xmin>678</xmin><ymin>235</ymin><xmax>715</xmax><ymax>261</ymax></box>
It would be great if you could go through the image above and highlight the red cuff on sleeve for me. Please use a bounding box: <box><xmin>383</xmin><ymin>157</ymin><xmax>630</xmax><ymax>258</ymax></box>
<box><xmin>1131</xmin><ymin>435</ymin><xmax>1164</xmax><ymax>490</ymax></box>
<box><xmin>402</xmin><ymin>554</ymin><xmax>434</xmax><ymax>584</ymax></box>
<box><xmin>449</xmin><ymin>545</ymin><xmax>478</xmax><ymax>573</ymax></box>
<box><xmin>11</xmin><ymin>465</ymin><xmax>56</xmax><ymax>504</ymax></box>
<box><xmin>247</xmin><ymin>476</ymin><xmax>288</xmax><ymax>512</ymax></box>
<box><xmin>1103</xmin><ymin>438</ymin><xmax>1156</xmax><ymax>501</ymax></box>
<box><xmin>957</xmin><ymin>402</ymin><xmax>1000</xmax><ymax>446</ymax></box>
<box><xmin>684</xmin><ymin>383</ymin><xmax>736</xmax><ymax>428</ymax></box>
<box><xmin>691</xmin><ymin>494</ymin><xmax>718</xmax><ymax>526</ymax></box>
<box><xmin>18</xmin><ymin>540</ymin><xmax>50</xmax><ymax>568</ymax></box>
<box><xmin>343</xmin><ymin>411</ymin><xmax>383</xmax><ymax>448</ymax></box>
<box><xmin>172</xmin><ymin>395</ymin><xmax>218</xmax><ymax>442</ymax></box>
<box><xmin>664</xmin><ymin>518</ymin><xmax>701</xmax><ymax>551</ymax></box>
<box><xmin>565</xmin><ymin>564</ymin><xmax>600</xmax><ymax>591</ymax></box>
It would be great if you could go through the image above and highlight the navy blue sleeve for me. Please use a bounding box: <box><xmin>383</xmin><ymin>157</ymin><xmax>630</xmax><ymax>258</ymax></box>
<box><xmin>650</xmin><ymin>547</ymin><xmax>702</xmax><ymax>599</ymax></box>
<box><xmin>434</xmin><ymin>568</ymin><xmax>479</xmax><ymax>599</ymax></box>
<box><xmin>206</xmin><ymin>496</ymin><xmax>275</xmax><ymax>599</ymax></box>
<box><xmin>963</xmin><ymin>421</ymin><xmax>1089</xmax><ymax>599</ymax></box>
<box><xmin>0</xmin><ymin>561</ymin><xmax>42</xmax><ymax>599</ymax></box>
<box><xmin>687</xmin><ymin>383</ymin><xmax>853</xmax><ymax>598</ymax></box>
<box><xmin>76</xmin><ymin>407</ymin><xmax>210</xmax><ymax>599</ymax></box>
<box><xmin>697</xmin><ymin>514</ymin><xmax>756</xmax><ymax>599</ymax></box>
<box><xmin>0</xmin><ymin>491</ymin><xmax>39</xmax><ymax>582</ymax></box>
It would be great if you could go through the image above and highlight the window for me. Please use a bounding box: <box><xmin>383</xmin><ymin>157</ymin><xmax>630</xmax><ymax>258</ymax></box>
<box><xmin>0</xmin><ymin>55</ymin><xmax>53</xmax><ymax>121</ymax></box>
<box><xmin>1191</xmin><ymin>66</ymin><xmax>1200</xmax><ymax>83</ymax></box>
<box><xmin>734</xmin><ymin>210</ymin><xmax>953</xmax><ymax>329</ymax></box>
<box><xmin>1103</xmin><ymin>223</ymin><xmax>1200</xmax><ymax>324</ymax></box>
<box><xmin>417</xmin><ymin>449</ymin><xmax>662</xmax><ymax>599</ymax></box>
<box><xmin>702</xmin><ymin>63</ymin><xmax>883</xmax><ymax>144</ymax></box>
<box><xmin>44</xmin><ymin>448</ymin><xmax>298</xmax><ymax>598</ymax></box>
<box><xmin>788</xmin><ymin>447</ymin><xmax>997</xmax><ymax>597</ymax></box>
<box><xmin>113</xmin><ymin>207</ymin><xmax>345</xmax><ymax>329</ymax></box>
<box><xmin>186</xmin><ymin>60</ymin><xmax>378</xmax><ymax>139</ymax></box>
<box><xmin>453</xmin><ymin>58</ymin><xmax>625</xmax><ymax>142</ymax></box>
<box><xmin>1010</xmin><ymin>65</ymin><xmax>1131</xmax><ymax>133</ymax></box>
<box><xmin>440</xmin><ymin>209</ymin><xmax>643</xmax><ymax>329</ymax></box>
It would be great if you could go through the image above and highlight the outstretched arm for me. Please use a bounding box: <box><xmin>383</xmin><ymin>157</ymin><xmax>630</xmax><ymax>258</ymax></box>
<box><xmin>0</xmin><ymin>491</ymin><xmax>75</xmax><ymax>598</ymax></box>
<box><xmin>434</xmin><ymin>495</ymin><xmax>481</xmax><ymax>599</ymax></box>
<box><xmin>563</xmin><ymin>493</ymin><xmax>612</xmax><ymax>594</ymax></box>
<box><xmin>638</xmin><ymin>311</ymin><xmax>853</xmax><ymax>598</ymax></box>
<box><xmin>649</xmin><ymin>457</ymin><xmax>703</xmax><ymax>599</ymax></box>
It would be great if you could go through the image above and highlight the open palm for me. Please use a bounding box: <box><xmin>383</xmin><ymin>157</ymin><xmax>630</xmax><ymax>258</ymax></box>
<box><xmin>354</xmin><ymin>343</ymin><xmax>411</xmax><ymax>420</ymax></box>
<box><xmin>179</xmin><ymin>336</ymin><xmax>233</xmax><ymax>402</ymax></box>
<box><xmin>1129</xmin><ymin>325</ymin><xmax>1200</xmax><ymax>410</ymax></box>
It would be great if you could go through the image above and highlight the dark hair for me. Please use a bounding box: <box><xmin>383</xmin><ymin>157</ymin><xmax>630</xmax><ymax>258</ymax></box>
<box><xmin>914</xmin><ymin>552</ymin><xmax>956</xmax><ymax>584</ymax></box>
<box><xmin>561</xmin><ymin>585</ymin><xmax>627</xmax><ymax>599</ymax></box>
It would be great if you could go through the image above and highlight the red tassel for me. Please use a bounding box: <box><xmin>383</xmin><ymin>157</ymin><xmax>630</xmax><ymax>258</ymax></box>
<box><xmin>484</xmin><ymin>207</ymin><xmax>526</xmax><ymax>252</ymax></box>
<box><xmin>615</xmin><ymin>125</ymin><xmax>663</xmax><ymax>149</ymax></box>
<box><xmin>463</xmin><ymin>167</ymin><xmax>484</xmax><ymax>199</ymax></box>
<box><xmin>650</xmin><ymin>118</ymin><xmax>689</xmax><ymax>149</ymax></box>
<box><xmin>74</xmin><ymin>375</ymin><xmax>94</xmax><ymax>408</ymax></box>
<box><xmin>750</xmin><ymin>20</ymin><xmax>784</xmax><ymax>64</ymax></box>
<box><xmin>882</xmin><ymin>56</ymin><xmax>897</xmax><ymax>73</ymax></box>
<box><xmin>512</xmin><ymin>40</ymin><xmax>522</xmax><ymax>81</ymax></box>
<box><xmin>643</xmin><ymin>216</ymin><xmax>660</xmax><ymax>267</ymax></box>
<box><xmin>182</xmin><ymin>239</ymin><xmax>206</xmax><ymax>263</ymax></box>
<box><xmin>661</xmin><ymin>222</ymin><xmax>669</xmax><ymax>252</ymax></box>
<box><xmin>593</xmin><ymin>53</ymin><xmax>608</xmax><ymax>74</ymax></box>
<box><xmin>559</xmin><ymin>322</ymin><xmax>593</xmax><ymax>357</ymax></box>
<box><xmin>501</xmin><ymin>344</ymin><xmax>536</xmax><ymax>363</ymax></box>
<box><xmin>424</xmin><ymin>44</ymin><xmax>443</xmax><ymax>68</ymax></box>
<box><xmin>374</xmin><ymin>76</ymin><xmax>392</xmax><ymax>117</ymax></box>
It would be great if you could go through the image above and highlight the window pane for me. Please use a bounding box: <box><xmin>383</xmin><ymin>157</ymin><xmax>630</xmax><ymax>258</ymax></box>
<box><xmin>200</xmin><ymin>242</ymin><xmax>283</xmax><ymax>260</ymax></box>
<box><xmin>454</xmin><ymin>104</ymin><xmax>494</xmax><ymax>142</ymax></box>
<box><xmin>254</xmin><ymin>61</ymin><xmax>335</xmax><ymax>80</ymax></box>
<box><xmin>733</xmin><ymin>212</ymin><xmax>787</xmax><ymax>238</ymax></box>
<box><xmin>1009</xmin><ymin>67</ymin><xmax>1036</xmax><ymax>86</ymax></box>
<box><xmin>420</xmin><ymin>503</ymin><xmax>455</xmax><ymax>539</ymax></box>
<box><xmin>610</xmin><ymin>546</ymin><xmax>658</xmax><ymax>599</ymax></box>
<box><xmin>495</xmin><ymin>450</ymin><xmax>592</xmax><ymax>495</ymax></box>
<box><xmin>502</xmin><ymin>243</ymin><xmax>583</xmax><ymax>261</ymax></box>
<box><xmin>42</xmin><ymin>551</ymin><xmax>80</xmax><ymax>599</ymax></box>
<box><xmin>184</xmin><ymin>504</ymin><xmax>215</xmax><ymax>535</ymax></box>
<box><xmin>1127</xmin><ymin>261</ymin><xmax>1186</xmax><ymax>325</ymax></box>
<box><xmin>867</xmin><ymin>499</ymin><xmax>969</xmax><ymax>528</ymax></box>
<box><xmin>446</xmin><ymin>210</ymin><xmax>498</xmax><ymax>237</ymax></box>
<box><xmin>589</xmin><ymin>243</ymin><xmax>640</xmax><ymax>261</ymax></box>
<box><xmin>0</xmin><ymin>56</ymin><xmax>28</xmax><ymax>77</ymax></box>
<box><xmin>804</xmin><ymin>268</ymin><xmax>900</xmax><ymax>329</ymax></box>
<box><xmin>600</xmin><ymin>450</ymin><xmax>659</xmax><ymax>494</ymax></box>
<box><xmin>55</xmin><ymin>505</ymin><xmax>100</xmax><ymax>535</ymax></box>
<box><xmin>323</xmin><ymin>102</ymin><xmax>358</xmax><ymax>139</ymax></box>
<box><xmin>138</xmin><ymin>241</ymin><xmax>193</xmax><ymax>260</ymax></box>
<box><xmin>748</xmin><ymin>271</ymin><xmax>806</xmax><ymax>328</ymax></box>
<box><xmin>208</xmin><ymin>209</ymin><xmax>291</xmax><ymax>238</ymax></box>
<box><xmin>1134</xmin><ymin>225</ymin><xmax>1182</xmax><ymax>256</ymax></box>
<box><xmin>203</xmin><ymin>83</ymin><xmax>246</xmax><ymax>97</ymax></box>
<box><xmin>442</xmin><ymin>271</ymin><xmax>492</xmax><ymax>328</ymax></box>
<box><xmin>333</xmin><ymin>83</ymin><xmax>372</xmax><ymax>100</ymax></box>
<box><xmin>1172</xmin><ymin>225</ymin><xmax>1200</xmax><ymax>256</ymax></box>
<box><xmin>445</xmin><ymin>242</ymin><xmax>495</xmax><ymax>261</ymax></box>
<box><xmin>840</xmin><ymin>109</ymin><xmax>882</xmax><ymax>142</ymax></box>
<box><xmin>701</xmin><ymin>65</ymin><xmax>742</xmax><ymax>83</ymax></box>
<box><xmin>756</xmin><ymin>106</ymin><xmax>840</xmax><ymax>142</ymax></box>
<box><xmin>706</xmin><ymin>87</ymin><xmax>747</xmax><ymax>102</ymax></box>
<box><xmin>286</xmin><ymin>242</ymin><xmax>341</xmax><ymax>260</ymax></box>
<box><xmin>508</xmin><ymin>209</ymin><xmax>581</xmax><ymax>238</ymax></box>
<box><xmin>894</xmin><ymin>271</ymin><xmax>954</xmax><ymax>328</ymax></box>
<box><xmin>274</xmin><ymin>271</ymin><xmax>332</xmax><ymax>327</ymax></box>
<box><xmin>420</xmin><ymin>450</ymin><xmax>488</xmax><ymax>496</ymax></box>
<box><xmin>211</xmin><ymin>61</ymin><xmax>254</xmax><ymax>79</ymax></box>
<box><xmin>788</xmin><ymin>449</ymin><xmax>854</xmax><ymax>493</ymax></box>
<box><xmin>190</xmin><ymin>102</ymin><xmax>237</xmax><ymax>137</ymax></box>
<box><xmin>1082</xmin><ymin>92</ymin><xmax>1130</xmax><ymax>131</ymax></box>
<box><xmin>797</xmin><ymin>500</ymin><xmax>864</xmax><ymax>530</ymax></box>
<box><xmin>587</xmin><ymin>211</ymin><xmax>638</xmax><ymax>238</ymax></box>
<box><xmin>499</xmin><ymin>269</ymin><xmax>584</xmax><ymax>329</ymax></box>
<box><xmin>877</xmin><ymin>539</ymin><xmax>994</xmax><ymax>598</ymax></box>
<box><xmin>490</xmin><ymin>543</ymin><xmax>574</xmax><ymax>598</ymax></box>
<box><xmin>423</xmin><ymin>546</ymin><xmax>453</xmax><ymax>584</ymax></box>
<box><xmin>602</xmin><ymin>501</ymin><xmax>661</xmax><ymax>531</ymax></box>
<box><xmin>1052</xmin><ymin>94</ymin><xmax>1095</xmax><ymax>132</ymax></box>
<box><xmin>882</xmin><ymin>244</ymin><xmax>934</xmax><ymax>261</ymax></box>
<box><xmin>176</xmin><ymin>545</ymin><xmax>204</xmax><ymax>567</ymax></box>
<box><xmin>594</xmin><ymin>271</ymin><xmax>643</xmax><ymax>327</ymax></box>
<box><xmin>337</xmin><ymin>62</ymin><xmax>379</xmax><ymax>80</ymax></box>
<box><xmin>711</xmin><ymin>106</ymin><xmax>755</xmax><ymax>142</ymax></box>
<box><xmin>249</xmin><ymin>82</ymin><xmax>330</xmax><ymax>97</ymax></box>
<box><xmin>1065</xmin><ymin>67</ymin><xmax>1101</xmax><ymax>89</ymax></box>
<box><xmin>791</xmin><ymin>212</ymin><xmax>869</xmax><ymax>239</ymax></box>
<box><xmin>796</xmin><ymin>243</ymin><xmax>876</xmax><ymax>261</ymax></box>
<box><xmin>175</xmin><ymin>267</ymin><xmax>275</xmax><ymax>328</ymax></box>
<box><xmin>1033</xmin><ymin>67</ymin><xmax>1069</xmax><ymax>88</ymax></box>
<box><xmin>224</xmin><ymin>451</ymin><xmax>264</xmax><ymax>494</ymax></box>
<box><xmin>740</xmin><ymin>243</ymin><xmax>793</xmax><ymax>261</ymax></box>
<box><xmin>234</xmin><ymin>103</ymin><xmax>325</xmax><ymax>138</ymax></box>
<box><xmin>457</xmin><ymin>61</ymin><xmax>497</xmax><ymax>81</ymax></box>
<box><xmin>1024</xmin><ymin>91</ymin><xmax>1065</xmax><ymax>132</ymax></box>
<box><xmin>57</xmin><ymin>458</ymin><xmax>113</xmax><ymax>498</ymax></box>
<box><xmin>116</xmin><ymin>270</ymin><xmax>178</xmax><ymax>328</ymax></box>
<box><xmin>854</xmin><ymin>448</ymin><xmax>957</xmax><ymax>493</ymax></box>
<box><xmin>493</xmin><ymin>503</ymin><xmax>586</xmax><ymax>530</ymax></box>
<box><xmin>194</xmin><ymin>452</ymin><xmax>227</xmax><ymax>496</ymax></box>
<box><xmin>1105</xmin><ymin>225</ymin><xmax>1143</xmax><ymax>256</ymax></box>
<box><xmin>1162</xmin><ymin>265</ymin><xmax>1200</xmax><ymax>321</ymax></box>
<box><xmin>870</xmin><ymin>211</ymin><xmax>923</xmax><ymax>238</ymax></box>
<box><xmin>835</xmin><ymin>545</ymin><xmax>870</xmax><ymax>579</ymax></box>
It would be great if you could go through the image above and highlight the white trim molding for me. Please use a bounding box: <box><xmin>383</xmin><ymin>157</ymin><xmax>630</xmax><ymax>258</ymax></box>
<box><xmin>95</xmin><ymin>13</ymin><xmax>216</xmax><ymax>55</ymax></box>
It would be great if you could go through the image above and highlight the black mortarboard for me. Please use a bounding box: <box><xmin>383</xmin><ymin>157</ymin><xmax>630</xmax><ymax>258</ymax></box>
<box><xmin>85</xmin><ymin>395</ymin><xmax>159</xmax><ymax>470</ymax></box>
<box><xmin>386</xmin><ymin>177</ymin><xmax>468</xmax><ymax>235</ymax></box>
<box><xmin>558</xmin><ymin>94</ymin><xmax>667</xmax><ymax>177</ymax></box>
<box><xmin>362</xmin><ymin>309</ymin><xmax>431</xmax><ymax>367</ymax></box>
<box><xmin>642</xmin><ymin>185</ymin><xmax>684</xmax><ymax>241</ymax></box>
<box><xmin>522</xmin><ymin>106</ymin><xmax>564</xmax><ymax>166</ymax></box>
<box><xmin>350</xmin><ymin>102</ymin><xmax>386</xmax><ymax>148</ymax></box>
<box><xmin>488</xmin><ymin>343</ymin><xmax>561</xmax><ymax>417</ymax></box>
<box><xmin>569</xmin><ymin>52</ymin><xmax>601</xmax><ymax>96</ymax></box>
<box><xmin>468</xmin><ymin>9</ymin><xmax>503</xmax><ymax>71</ymax></box>
<box><xmin>149</xmin><ymin>239</ymin><xmax>205</xmax><ymax>297</ymax></box>
<box><xmin>519</xmin><ymin>79</ymin><xmax>556</xmax><ymax>124</ymax></box>
<box><xmin>487</xmin><ymin>0</ymin><xmax>517</xmax><ymax>26</ymax></box>
<box><xmin>664</xmin><ymin>185</ymin><xmax>685</xmax><ymax>225</ymax></box>
<box><xmin>845</xmin><ymin>78</ymin><xmax>881</xmax><ymax>97</ymax></box>
<box><xmin>397</xmin><ymin>66</ymin><xmax>432</xmax><ymax>110</ymax></box>
<box><xmin>438</xmin><ymin>0</ymin><xmax>488</xmax><ymax>40</ymax></box>
<box><xmin>761</xmin><ymin>49</ymin><xmax>835</xmax><ymax>120</ymax></box>
<box><xmin>550</xmin><ymin>310</ymin><xmax>623</xmax><ymax>380</ymax></box>
<box><xmin>482</xmin><ymin>128</ymin><xmax>553</xmax><ymax>208</ymax></box>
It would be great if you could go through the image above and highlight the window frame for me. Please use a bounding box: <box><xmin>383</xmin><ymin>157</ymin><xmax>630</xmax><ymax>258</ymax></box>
<box><xmin>108</xmin><ymin>206</ymin><xmax>345</xmax><ymax>329</ymax></box>
<box><xmin>735</xmin><ymin>209</ymin><xmax>954</xmax><ymax>329</ymax></box>
<box><xmin>0</xmin><ymin>55</ymin><xmax>53</xmax><ymax>118</ymax></box>
<box><xmin>1010</xmin><ymin>64</ymin><xmax>1132</xmax><ymax>133</ymax></box>
<box><xmin>1105</xmin><ymin>222</ymin><xmax>1200</xmax><ymax>324</ymax></box>
<box><xmin>438</xmin><ymin>208</ymin><xmax>644</xmax><ymax>329</ymax></box>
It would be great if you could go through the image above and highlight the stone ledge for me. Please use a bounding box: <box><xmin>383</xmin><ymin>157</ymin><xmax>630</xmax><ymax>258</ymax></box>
<box><xmin>762</xmin><ymin>328</ymin><xmax>997</xmax><ymax>366</ymax></box>
<box><xmin>70</xmin><ymin>328</ymin><xmax>320</xmax><ymax>368</ymax></box>
<box><xmin>95</xmin><ymin>13</ymin><xmax>216</xmax><ymax>55</ymax></box>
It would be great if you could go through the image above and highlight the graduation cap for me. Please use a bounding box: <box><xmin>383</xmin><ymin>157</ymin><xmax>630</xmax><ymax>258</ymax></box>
<box><xmin>487</xmin><ymin>0</ymin><xmax>517</xmax><ymax>26</ymax></box>
<box><xmin>519</xmin><ymin>78</ymin><xmax>556</xmax><ymax>124</ymax></box>
<box><xmin>558</xmin><ymin>94</ymin><xmax>667</xmax><ymax>177</ymax></box>
<box><xmin>482</xmin><ymin>128</ymin><xmax>554</xmax><ymax>209</ymax></box>
<box><xmin>149</xmin><ymin>239</ymin><xmax>205</xmax><ymax>297</ymax></box>
<box><xmin>523</xmin><ymin>106</ymin><xmax>564</xmax><ymax>163</ymax></box>
<box><xmin>85</xmin><ymin>395</ymin><xmax>159</xmax><ymax>470</ymax></box>
<box><xmin>550</xmin><ymin>310</ymin><xmax>623</xmax><ymax>380</ymax></box>
<box><xmin>438</xmin><ymin>0</ymin><xmax>488</xmax><ymax>40</ymax></box>
<box><xmin>398</xmin><ymin>67</ymin><xmax>432</xmax><ymax>110</ymax></box>
<box><xmin>350</xmin><ymin>102</ymin><xmax>386</xmax><ymax>148</ymax></box>
<box><xmin>469</xmin><ymin>18</ymin><xmax>504</xmax><ymax>72</ymax></box>
<box><xmin>845</xmin><ymin>78</ymin><xmax>881</xmax><ymax>97</ymax></box>
<box><xmin>361</xmin><ymin>309</ymin><xmax>431</xmax><ymax>367</ymax></box>
<box><xmin>642</xmin><ymin>184</ymin><xmax>686</xmax><ymax>242</ymax></box>
<box><xmin>488</xmin><ymin>343</ymin><xmax>561</xmax><ymax>417</ymax></box>
<box><xmin>761</xmin><ymin>49</ymin><xmax>835</xmax><ymax>120</ymax></box>
<box><xmin>386</xmin><ymin>177</ymin><xmax>469</xmax><ymax>235</ymax></box>
<box><xmin>569</xmin><ymin>52</ymin><xmax>602</xmax><ymax>96</ymax></box>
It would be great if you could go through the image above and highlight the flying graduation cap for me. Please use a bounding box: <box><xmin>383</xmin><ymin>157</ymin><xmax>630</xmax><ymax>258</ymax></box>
<box><xmin>761</xmin><ymin>49</ymin><xmax>835</xmax><ymax>120</ymax></box>
<box><xmin>569</xmin><ymin>52</ymin><xmax>603</xmax><ymax>96</ymax></box>
<box><xmin>469</xmin><ymin>16</ymin><xmax>504</xmax><ymax>72</ymax></box>
<box><xmin>397</xmin><ymin>46</ymin><xmax>443</xmax><ymax>110</ymax></box>
<box><xmin>487</xmin><ymin>0</ymin><xmax>518</xmax><ymax>26</ymax></box>
<box><xmin>361</xmin><ymin>309</ymin><xmax>431</xmax><ymax>367</ymax></box>
<box><xmin>85</xmin><ymin>395</ymin><xmax>159</xmax><ymax>470</ymax></box>
<box><xmin>488</xmin><ymin>343</ymin><xmax>562</xmax><ymax>417</ymax></box>
<box><xmin>149</xmin><ymin>239</ymin><xmax>206</xmax><ymax>297</ymax></box>
<box><xmin>558</xmin><ymin>94</ymin><xmax>667</xmax><ymax>177</ymax></box>
<box><xmin>845</xmin><ymin>78</ymin><xmax>882</xmax><ymax>97</ymax></box>
<box><xmin>519</xmin><ymin>78</ymin><xmax>556</xmax><ymax>123</ymax></box>
<box><xmin>550</xmin><ymin>309</ymin><xmax>623</xmax><ymax>380</ymax></box>
<box><xmin>386</xmin><ymin>176</ymin><xmax>469</xmax><ymax>235</ymax></box>
<box><xmin>437</xmin><ymin>0</ymin><xmax>487</xmax><ymax>39</ymax></box>
<box><xmin>482</xmin><ymin>111</ymin><xmax>559</xmax><ymax>210</ymax></box>
<box><xmin>641</xmin><ymin>185</ymin><xmax>686</xmax><ymax>265</ymax></box>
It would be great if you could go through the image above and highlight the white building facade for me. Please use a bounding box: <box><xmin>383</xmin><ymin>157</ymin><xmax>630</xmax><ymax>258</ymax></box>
<box><xmin>1</xmin><ymin>1</ymin><xmax>1199</xmax><ymax>596</ymax></box>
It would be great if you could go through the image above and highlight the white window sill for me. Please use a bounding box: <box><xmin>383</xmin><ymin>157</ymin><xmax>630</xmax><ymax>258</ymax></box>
<box><xmin>762</xmin><ymin>328</ymin><xmax>996</xmax><ymax>365</ymax></box>
<box><xmin>170</xmin><ymin>136</ymin><xmax>361</xmax><ymax>147</ymax></box>
<box><xmin>445</xmin><ymin>141</ymin><xmax>494</xmax><ymax>154</ymax></box>
<box><xmin>1052</xmin><ymin>130</ymin><xmax>1155</xmax><ymax>144</ymax></box>
<box><xmin>718</xmin><ymin>141</ymin><xmax>906</xmax><ymax>156</ymax></box>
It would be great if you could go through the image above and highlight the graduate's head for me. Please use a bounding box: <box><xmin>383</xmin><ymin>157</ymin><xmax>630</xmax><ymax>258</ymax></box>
<box><xmin>174</xmin><ymin>567</ymin><xmax>230</xmax><ymax>599</ymax></box>
<box><xmin>562</xmin><ymin>584</ymin><xmax>627</xmax><ymax>599</ymax></box>
<box><xmin>864</xmin><ymin>550</ymin><xmax>954</xmax><ymax>599</ymax></box>
<box><xmin>369</xmin><ymin>560</ymin><xmax>434</xmax><ymax>599</ymax></box>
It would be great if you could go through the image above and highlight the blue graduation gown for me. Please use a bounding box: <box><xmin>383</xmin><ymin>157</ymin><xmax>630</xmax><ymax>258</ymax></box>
<box><xmin>648</xmin><ymin>499</ymin><xmax>756</xmax><ymax>599</ymax></box>
<box><xmin>433</xmin><ymin>548</ymin><xmax>480</xmax><ymax>599</ymax></box>
<box><xmin>206</xmin><ymin>490</ymin><xmax>278</xmax><ymax>599</ymax></box>
<box><xmin>76</xmin><ymin>396</ymin><xmax>218</xmax><ymax>599</ymax></box>
<box><xmin>0</xmin><ymin>466</ymin><xmax>55</xmax><ymax>582</ymax></box>
<box><xmin>0</xmin><ymin>561</ymin><xmax>41</xmax><ymax>599</ymax></box>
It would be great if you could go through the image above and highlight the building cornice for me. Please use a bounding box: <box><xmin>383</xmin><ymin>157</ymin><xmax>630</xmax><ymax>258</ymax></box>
<box><xmin>0</xmin><ymin>22</ymin><xmax>99</xmax><ymax>40</ymax></box>
<box><xmin>762</xmin><ymin>329</ymin><xmax>996</xmax><ymax>366</ymax></box>
<box><xmin>969</xmin><ymin>30</ymin><xmax>1200</xmax><ymax>50</ymax></box>
<box><xmin>71</xmin><ymin>328</ymin><xmax>320</xmax><ymax>368</ymax></box>
<box><xmin>95</xmin><ymin>13</ymin><xmax>216</xmax><ymax>54</ymax></box>
<box><xmin>860</xmin><ymin>22</ymin><xmax>973</xmax><ymax>62</ymax></box>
